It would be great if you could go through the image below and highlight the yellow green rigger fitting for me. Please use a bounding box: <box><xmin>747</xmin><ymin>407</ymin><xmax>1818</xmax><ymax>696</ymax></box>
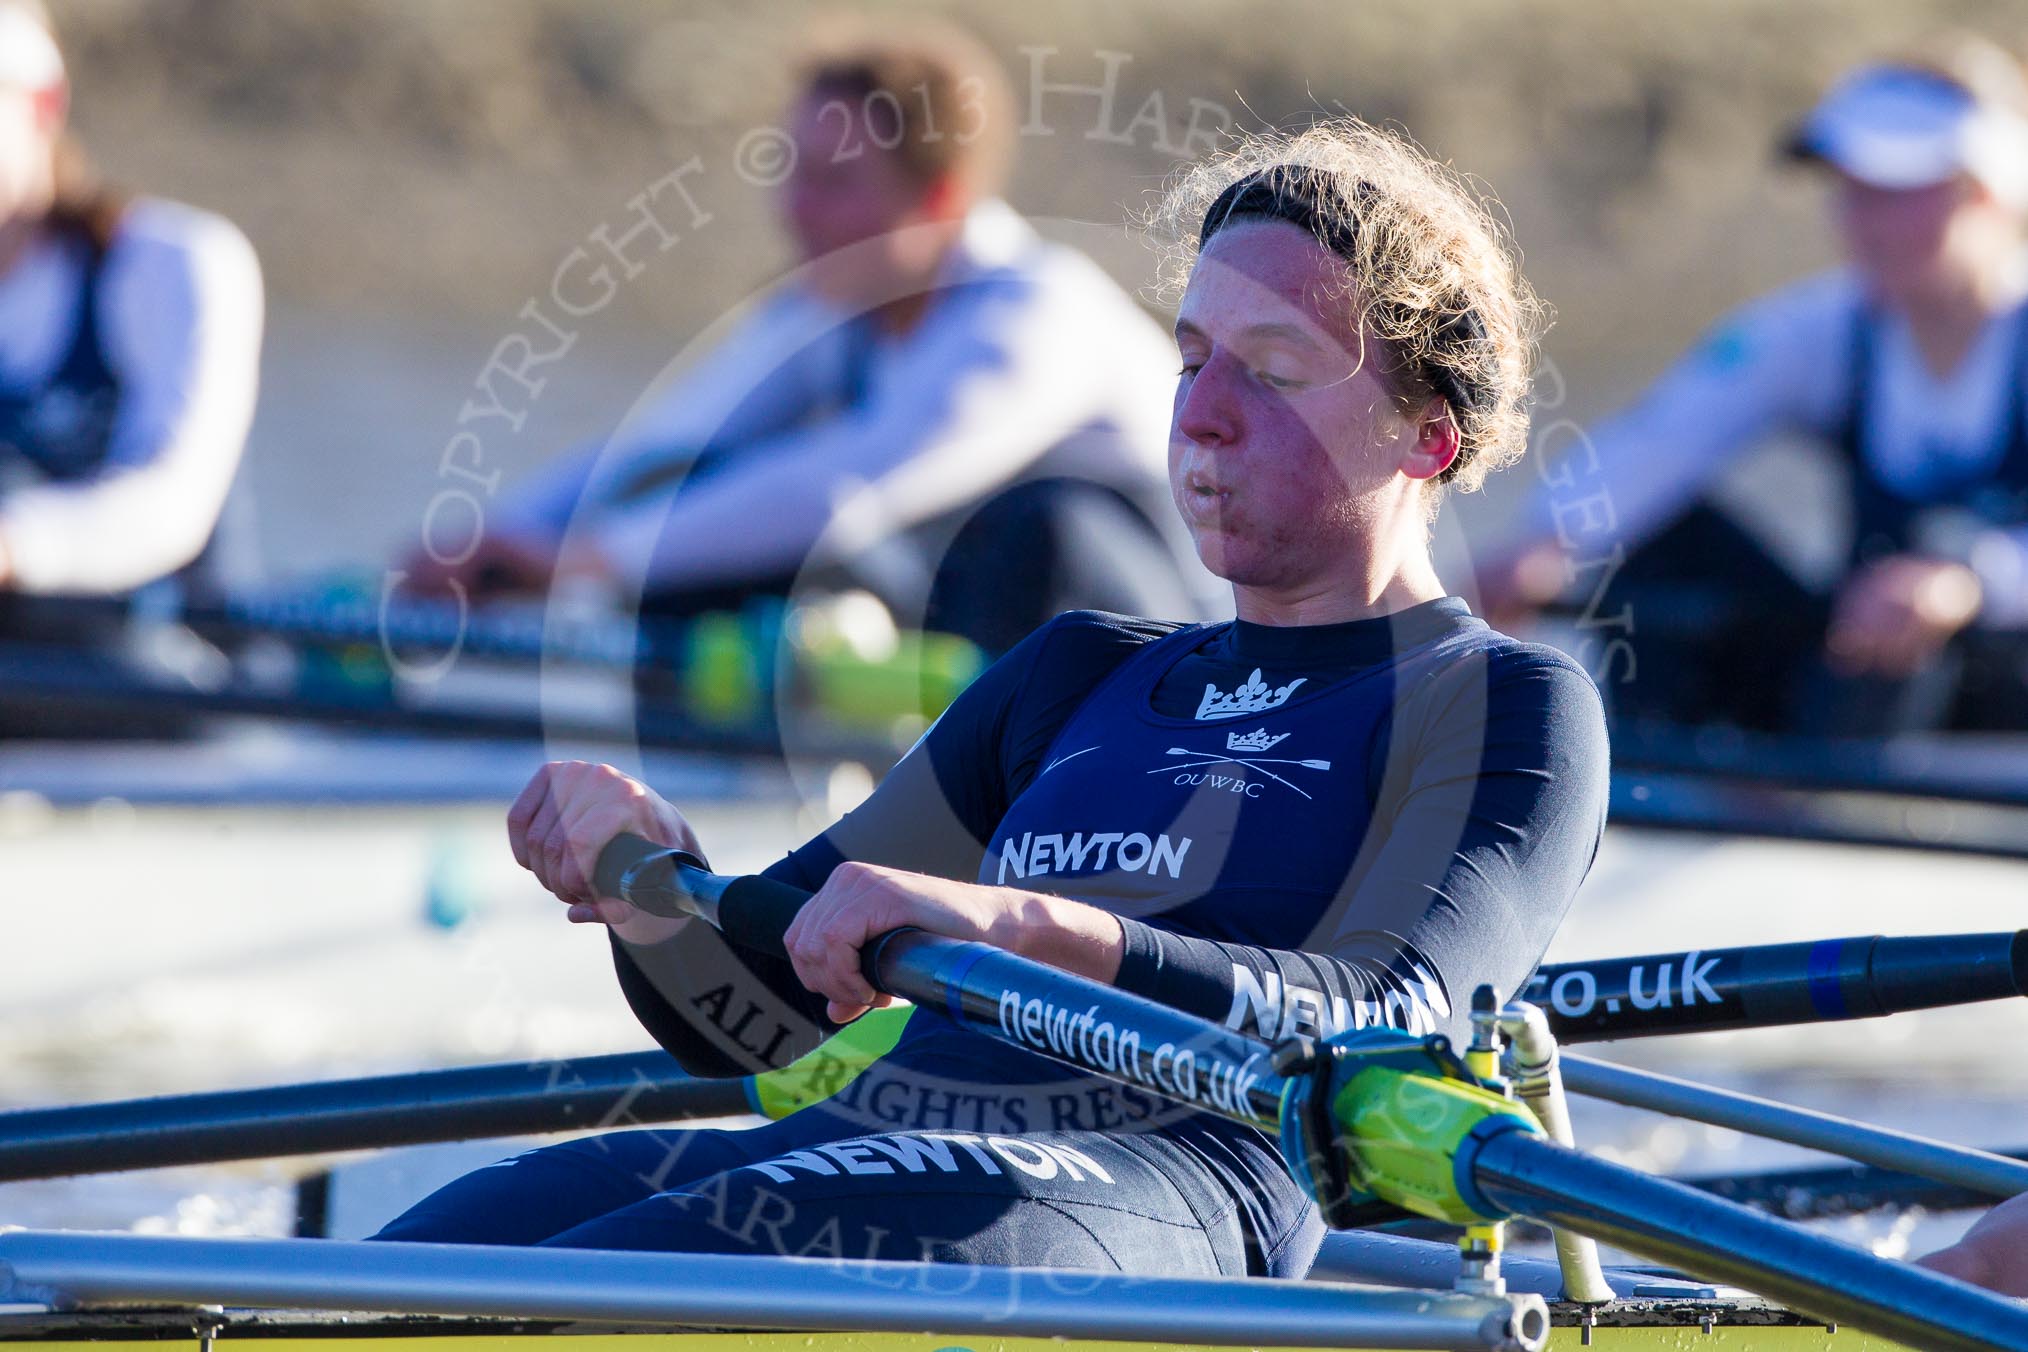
<box><xmin>747</xmin><ymin>1003</ymin><xmax>916</xmax><ymax>1119</ymax></box>
<box><xmin>1273</xmin><ymin>1026</ymin><xmax>1542</xmax><ymax>1230</ymax></box>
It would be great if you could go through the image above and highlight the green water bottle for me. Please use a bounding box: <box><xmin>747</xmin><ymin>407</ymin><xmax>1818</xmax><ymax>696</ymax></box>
<box><xmin>675</xmin><ymin>599</ymin><xmax>786</xmax><ymax>727</ymax></box>
<box><xmin>673</xmin><ymin>596</ymin><xmax>984</xmax><ymax>738</ymax></box>
<box><xmin>789</xmin><ymin>592</ymin><xmax>986</xmax><ymax>736</ymax></box>
<box><xmin>296</xmin><ymin>572</ymin><xmax>395</xmax><ymax>704</ymax></box>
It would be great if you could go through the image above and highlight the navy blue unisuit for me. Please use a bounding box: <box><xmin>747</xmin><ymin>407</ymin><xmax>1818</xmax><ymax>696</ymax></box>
<box><xmin>378</xmin><ymin>600</ymin><xmax>1609</xmax><ymax>1276</ymax></box>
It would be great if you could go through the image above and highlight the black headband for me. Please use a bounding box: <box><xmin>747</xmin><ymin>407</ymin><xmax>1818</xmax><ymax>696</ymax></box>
<box><xmin>1200</xmin><ymin>163</ymin><xmax>1365</xmax><ymax>261</ymax></box>
<box><xmin>1197</xmin><ymin>164</ymin><xmax>1488</xmax><ymax>432</ymax></box>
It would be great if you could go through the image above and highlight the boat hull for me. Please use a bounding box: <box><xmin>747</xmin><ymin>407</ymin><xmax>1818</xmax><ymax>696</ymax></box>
<box><xmin>0</xmin><ymin>1307</ymin><xmax>1916</xmax><ymax>1350</ymax></box>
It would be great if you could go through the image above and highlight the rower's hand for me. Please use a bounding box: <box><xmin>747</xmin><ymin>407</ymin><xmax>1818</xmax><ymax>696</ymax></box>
<box><xmin>1826</xmin><ymin>555</ymin><xmax>1981</xmax><ymax>679</ymax></box>
<box><xmin>785</xmin><ymin>865</ymin><xmax>1023</xmax><ymax>1024</ymax></box>
<box><xmin>398</xmin><ymin>530</ymin><xmax>557</xmax><ymax>600</ymax></box>
<box><xmin>783</xmin><ymin>864</ymin><xmax>1124</xmax><ymax>1025</ymax></box>
<box><xmin>508</xmin><ymin>760</ymin><xmax>701</xmax><ymax>946</ymax></box>
<box><xmin>1918</xmin><ymin>1190</ymin><xmax>2028</xmax><ymax>1297</ymax></box>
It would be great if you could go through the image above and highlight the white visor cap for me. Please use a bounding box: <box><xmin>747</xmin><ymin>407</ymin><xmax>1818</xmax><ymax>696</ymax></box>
<box><xmin>1790</xmin><ymin>64</ymin><xmax>2028</xmax><ymax>205</ymax></box>
<box><xmin>0</xmin><ymin>8</ymin><xmax>62</xmax><ymax>91</ymax></box>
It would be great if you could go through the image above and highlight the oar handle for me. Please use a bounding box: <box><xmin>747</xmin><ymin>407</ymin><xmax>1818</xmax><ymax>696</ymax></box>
<box><xmin>489</xmin><ymin>841</ymin><xmax>2028</xmax><ymax>1348</ymax></box>
<box><xmin>597</xmin><ymin>834</ymin><xmax>2028</xmax><ymax>1047</ymax></box>
<box><xmin>590</xmin><ymin>834</ymin><xmax>1288</xmax><ymax>1123</ymax></box>
<box><xmin>720</xmin><ymin>875</ymin><xmax>818</xmax><ymax>958</ymax></box>
<box><xmin>592</xmin><ymin>833</ymin><xmax>687</xmax><ymax>901</ymax></box>
<box><xmin>593</xmin><ymin>832</ymin><xmax>815</xmax><ymax>962</ymax></box>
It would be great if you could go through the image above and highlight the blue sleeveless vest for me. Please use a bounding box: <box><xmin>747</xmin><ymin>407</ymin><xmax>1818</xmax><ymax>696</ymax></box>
<box><xmin>857</xmin><ymin>617</ymin><xmax>1481</xmax><ymax>1101</ymax></box>
<box><xmin>0</xmin><ymin>229</ymin><xmax>121</xmax><ymax>483</ymax></box>
<box><xmin>971</xmin><ymin>620</ymin><xmax>1463</xmax><ymax>946</ymax></box>
<box><xmin>840</xmin><ymin>612</ymin><xmax>1500</xmax><ymax>1128</ymax></box>
<box><xmin>1837</xmin><ymin>302</ymin><xmax>2028</xmax><ymax>567</ymax></box>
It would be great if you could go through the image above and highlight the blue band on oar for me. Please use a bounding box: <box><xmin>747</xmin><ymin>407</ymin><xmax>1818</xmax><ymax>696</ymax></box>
<box><xmin>940</xmin><ymin>944</ymin><xmax>994</xmax><ymax>1023</ymax></box>
<box><xmin>1806</xmin><ymin>939</ymin><xmax>1850</xmax><ymax>1019</ymax></box>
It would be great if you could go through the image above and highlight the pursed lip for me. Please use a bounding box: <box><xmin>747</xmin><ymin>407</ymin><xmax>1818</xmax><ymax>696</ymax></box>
<box><xmin>1179</xmin><ymin>473</ymin><xmax>1233</xmax><ymax>526</ymax></box>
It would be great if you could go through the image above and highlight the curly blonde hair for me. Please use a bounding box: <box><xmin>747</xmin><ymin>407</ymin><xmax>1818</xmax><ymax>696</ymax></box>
<box><xmin>1147</xmin><ymin>119</ymin><xmax>1546</xmax><ymax>496</ymax></box>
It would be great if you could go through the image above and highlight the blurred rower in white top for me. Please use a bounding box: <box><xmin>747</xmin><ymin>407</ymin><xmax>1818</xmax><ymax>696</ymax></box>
<box><xmin>405</xmin><ymin>21</ymin><xmax>1215</xmax><ymax>653</ymax></box>
<box><xmin>0</xmin><ymin>0</ymin><xmax>262</xmax><ymax>599</ymax></box>
<box><xmin>1484</xmin><ymin>35</ymin><xmax>2028</xmax><ymax>736</ymax></box>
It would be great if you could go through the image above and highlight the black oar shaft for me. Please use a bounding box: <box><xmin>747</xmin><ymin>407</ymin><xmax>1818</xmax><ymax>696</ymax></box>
<box><xmin>604</xmin><ymin>840</ymin><xmax>2028</xmax><ymax>1352</ymax></box>
<box><xmin>211</xmin><ymin>593</ymin><xmax>670</xmax><ymax>670</ymax></box>
<box><xmin>1475</xmin><ymin>1130</ymin><xmax>2028</xmax><ymax>1352</ymax></box>
<box><xmin>869</xmin><ymin>929</ymin><xmax>1288</xmax><ymax>1128</ymax></box>
<box><xmin>605</xmin><ymin>842</ymin><xmax>1293</xmax><ymax>1130</ymax></box>
<box><xmin>0</xmin><ymin>1053</ymin><xmax>746</xmax><ymax>1183</ymax></box>
<box><xmin>50</xmin><ymin>592</ymin><xmax>676</xmax><ymax>672</ymax></box>
<box><xmin>0</xmin><ymin>641</ymin><xmax>806</xmax><ymax>756</ymax></box>
<box><xmin>1532</xmin><ymin>930</ymin><xmax>2026</xmax><ymax>1041</ymax></box>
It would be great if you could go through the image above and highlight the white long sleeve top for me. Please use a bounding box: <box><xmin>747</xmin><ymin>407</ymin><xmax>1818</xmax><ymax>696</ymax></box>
<box><xmin>0</xmin><ymin>197</ymin><xmax>263</xmax><ymax>595</ymax></box>
<box><xmin>498</xmin><ymin>200</ymin><xmax>1217</xmax><ymax>611</ymax></box>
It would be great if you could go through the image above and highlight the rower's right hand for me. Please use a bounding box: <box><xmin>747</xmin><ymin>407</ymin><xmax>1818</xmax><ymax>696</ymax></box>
<box><xmin>398</xmin><ymin>530</ymin><xmax>557</xmax><ymax>599</ymax></box>
<box><xmin>507</xmin><ymin>760</ymin><xmax>701</xmax><ymax>946</ymax></box>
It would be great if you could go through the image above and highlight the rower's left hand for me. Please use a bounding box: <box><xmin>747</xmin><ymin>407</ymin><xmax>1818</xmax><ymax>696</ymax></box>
<box><xmin>1826</xmin><ymin>556</ymin><xmax>1981</xmax><ymax>678</ymax></box>
<box><xmin>783</xmin><ymin>863</ymin><xmax>1125</xmax><ymax>1025</ymax></box>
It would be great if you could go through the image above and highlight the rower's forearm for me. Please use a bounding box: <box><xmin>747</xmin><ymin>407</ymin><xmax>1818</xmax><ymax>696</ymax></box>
<box><xmin>1005</xmin><ymin>892</ymin><xmax>1125</xmax><ymax>983</ymax></box>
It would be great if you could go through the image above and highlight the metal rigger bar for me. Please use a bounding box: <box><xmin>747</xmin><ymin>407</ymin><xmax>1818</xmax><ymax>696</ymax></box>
<box><xmin>591</xmin><ymin>838</ymin><xmax>2028</xmax><ymax>1352</ymax></box>
<box><xmin>0</xmin><ymin>1232</ymin><xmax>1542</xmax><ymax>1352</ymax></box>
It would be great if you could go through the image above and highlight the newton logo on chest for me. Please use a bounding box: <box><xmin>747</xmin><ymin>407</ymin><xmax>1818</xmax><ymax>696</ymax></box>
<box><xmin>996</xmin><ymin>830</ymin><xmax>1192</xmax><ymax>885</ymax></box>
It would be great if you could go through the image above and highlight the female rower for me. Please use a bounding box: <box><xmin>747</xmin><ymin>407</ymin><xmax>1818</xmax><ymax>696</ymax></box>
<box><xmin>1485</xmin><ymin>35</ymin><xmax>2028</xmax><ymax>735</ymax></box>
<box><xmin>377</xmin><ymin>118</ymin><xmax>1610</xmax><ymax>1277</ymax></box>
<box><xmin>0</xmin><ymin>0</ymin><xmax>261</xmax><ymax>609</ymax></box>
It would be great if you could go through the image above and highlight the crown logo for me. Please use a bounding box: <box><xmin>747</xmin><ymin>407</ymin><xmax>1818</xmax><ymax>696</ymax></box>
<box><xmin>1226</xmin><ymin>728</ymin><xmax>1289</xmax><ymax>752</ymax></box>
<box><xmin>1196</xmin><ymin>670</ymin><xmax>1307</xmax><ymax>720</ymax></box>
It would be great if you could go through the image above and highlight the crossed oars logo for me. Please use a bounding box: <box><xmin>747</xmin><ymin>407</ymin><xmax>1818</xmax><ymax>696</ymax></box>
<box><xmin>1151</xmin><ymin>744</ymin><xmax>1334</xmax><ymax>800</ymax></box>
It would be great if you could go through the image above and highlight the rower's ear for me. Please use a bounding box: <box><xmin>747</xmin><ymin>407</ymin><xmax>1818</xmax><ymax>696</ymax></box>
<box><xmin>1397</xmin><ymin>397</ymin><xmax>1460</xmax><ymax>483</ymax></box>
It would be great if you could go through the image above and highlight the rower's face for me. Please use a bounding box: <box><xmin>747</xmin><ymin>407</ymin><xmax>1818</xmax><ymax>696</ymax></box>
<box><xmin>778</xmin><ymin>88</ymin><xmax>950</xmax><ymax>305</ymax></box>
<box><xmin>1170</xmin><ymin>220</ymin><xmax>1419</xmax><ymax>591</ymax></box>
<box><xmin>1834</xmin><ymin>173</ymin><xmax>1993</xmax><ymax>304</ymax></box>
